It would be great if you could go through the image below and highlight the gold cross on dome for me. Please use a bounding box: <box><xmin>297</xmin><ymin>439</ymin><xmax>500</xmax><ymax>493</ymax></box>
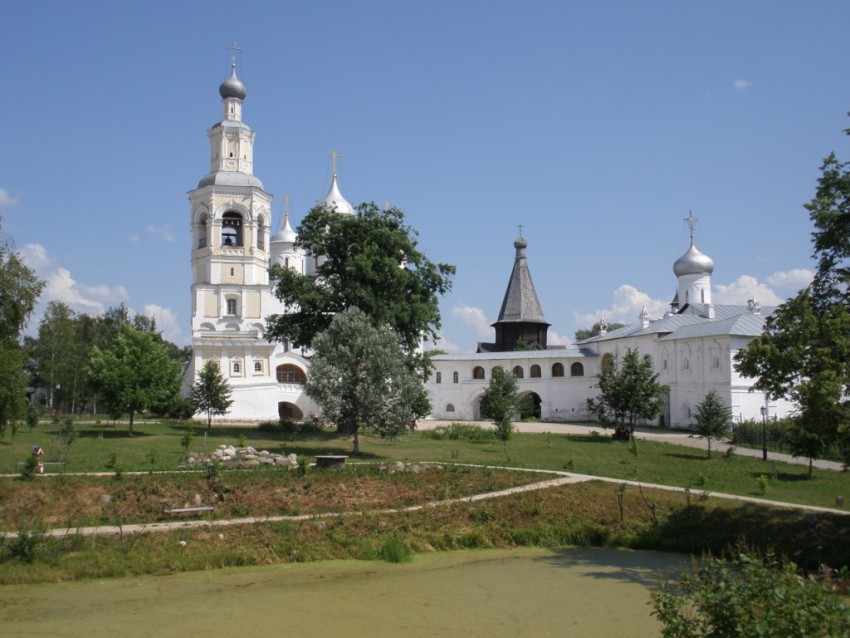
<box><xmin>330</xmin><ymin>150</ymin><xmax>342</xmax><ymax>177</ymax></box>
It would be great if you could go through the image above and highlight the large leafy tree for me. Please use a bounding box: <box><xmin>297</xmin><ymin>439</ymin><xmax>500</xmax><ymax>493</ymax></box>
<box><xmin>191</xmin><ymin>361</ymin><xmax>234</xmax><ymax>429</ymax></box>
<box><xmin>692</xmin><ymin>390</ymin><xmax>733</xmax><ymax>458</ymax></box>
<box><xmin>479</xmin><ymin>366</ymin><xmax>519</xmax><ymax>443</ymax></box>
<box><xmin>305</xmin><ymin>308</ymin><xmax>423</xmax><ymax>454</ymax></box>
<box><xmin>0</xmin><ymin>221</ymin><xmax>43</xmax><ymax>435</ymax></box>
<box><xmin>30</xmin><ymin>302</ymin><xmax>78</xmax><ymax>412</ymax></box>
<box><xmin>267</xmin><ymin>203</ymin><xmax>455</xmax><ymax>362</ymax></box>
<box><xmin>86</xmin><ymin>324</ymin><xmax>182</xmax><ymax>435</ymax></box>
<box><xmin>586</xmin><ymin>348</ymin><xmax>665</xmax><ymax>440</ymax></box>
<box><xmin>735</xmin><ymin>119</ymin><xmax>850</xmax><ymax>469</ymax></box>
<box><xmin>26</xmin><ymin>303</ymin><xmax>189</xmax><ymax>417</ymax></box>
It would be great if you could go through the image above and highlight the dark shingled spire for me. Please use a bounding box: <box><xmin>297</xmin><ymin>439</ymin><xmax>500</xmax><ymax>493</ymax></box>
<box><xmin>491</xmin><ymin>235</ymin><xmax>550</xmax><ymax>351</ymax></box>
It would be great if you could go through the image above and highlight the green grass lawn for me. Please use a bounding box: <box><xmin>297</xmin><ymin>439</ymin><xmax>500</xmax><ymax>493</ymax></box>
<box><xmin>1</xmin><ymin>419</ymin><xmax>848</xmax><ymax>509</ymax></box>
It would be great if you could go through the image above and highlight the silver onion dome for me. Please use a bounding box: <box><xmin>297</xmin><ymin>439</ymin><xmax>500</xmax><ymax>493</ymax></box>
<box><xmin>219</xmin><ymin>65</ymin><xmax>247</xmax><ymax>100</ymax></box>
<box><xmin>673</xmin><ymin>242</ymin><xmax>715</xmax><ymax>277</ymax></box>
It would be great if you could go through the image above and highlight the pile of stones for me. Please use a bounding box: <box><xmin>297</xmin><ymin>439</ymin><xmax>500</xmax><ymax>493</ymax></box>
<box><xmin>186</xmin><ymin>445</ymin><xmax>298</xmax><ymax>469</ymax></box>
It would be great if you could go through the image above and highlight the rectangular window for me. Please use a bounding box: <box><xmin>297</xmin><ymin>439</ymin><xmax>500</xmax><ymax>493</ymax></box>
<box><xmin>254</xmin><ymin>361</ymin><xmax>262</xmax><ymax>373</ymax></box>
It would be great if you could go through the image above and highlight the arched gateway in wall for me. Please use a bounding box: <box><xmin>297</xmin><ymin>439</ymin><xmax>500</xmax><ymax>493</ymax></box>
<box><xmin>278</xmin><ymin>401</ymin><xmax>303</xmax><ymax>420</ymax></box>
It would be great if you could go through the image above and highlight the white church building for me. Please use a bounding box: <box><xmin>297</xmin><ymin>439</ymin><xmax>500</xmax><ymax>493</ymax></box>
<box><xmin>425</xmin><ymin>223</ymin><xmax>795</xmax><ymax>428</ymax></box>
<box><xmin>186</xmin><ymin>58</ymin><xmax>792</xmax><ymax>428</ymax></box>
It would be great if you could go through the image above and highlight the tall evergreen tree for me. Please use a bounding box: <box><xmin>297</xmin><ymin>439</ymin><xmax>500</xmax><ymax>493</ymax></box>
<box><xmin>480</xmin><ymin>366</ymin><xmax>520</xmax><ymax>444</ymax></box>
<box><xmin>692</xmin><ymin>390</ymin><xmax>733</xmax><ymax>458</ymax></box>
<box><xmin>191</xmin><ymin>361</ymin><xmax>234</xmax><ymax>429</ymax></box>
<box><xmin>586</xmin><ymin>348</ymin><xmax>665</xmax><ymax>440</ymax></box>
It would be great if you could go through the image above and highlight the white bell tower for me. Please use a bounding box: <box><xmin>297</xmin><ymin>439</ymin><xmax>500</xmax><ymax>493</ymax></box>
<box><xmin>187</xmin><ymin>47</ymin><xmax>276</xmax><ymax>392</ymax></box>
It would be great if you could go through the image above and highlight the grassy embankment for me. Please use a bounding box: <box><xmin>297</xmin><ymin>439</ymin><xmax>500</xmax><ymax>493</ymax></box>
<box><xmin>0</xmin><ymin>420</ymin><xmax>847</xmax><ymax>585</ymax></box>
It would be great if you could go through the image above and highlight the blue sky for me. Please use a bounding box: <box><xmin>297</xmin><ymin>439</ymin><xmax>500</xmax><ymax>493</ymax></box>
<box><xmin>3</xmin><ymin>1</ymin><xmax>849</xmax><ymax>352</ymax></box>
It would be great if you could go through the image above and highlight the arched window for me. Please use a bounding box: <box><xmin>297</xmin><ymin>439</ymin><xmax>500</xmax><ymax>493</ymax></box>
<box><xmin>197</xmin><ymin>214</ymin><xmax>207</xmax><ymax>248</ymax></box>
<box><xmin>570</xmin><ymin>362</ymin><xmax>584</xmax><ymax>377</ymax></box>
<box><xmin>491</xmin><ymin>366</ymin><xmax>503</xmax><ymax>378</ymax></box>
<box><xmin>276</xmin><ymin>364</ymin><xmax>306</xmax><ymax>385</ymax></box>
<box><xmin>232</xmin><ymin>361</ymin><xmax>241</xmax><ymax>374</ymax></box>
<box><xmin>446</xmin><ymin>403</ymin><xmax>455</xmax><ymax>413</ymax></box>
<box><xmin>221</xmin><ymin>212</ymin><xmax>243</xmax><ymax>246</ymax></box>
<box><xmin>552</xmin><ymin>362</ymin><xmax>565</xmax><ymax>377</ymax></box>
<box><xmin>683</xmin><ymin>357</ymin><xmax>690</xmax><ymax>370</ymax></box>
<box><xmin>601</xmin><ymin>353</ymin><xmax>614</xmax><ymax>374</ymax></box>
<box><xmin>436</xmin><ymin>371</ymin><xmax>442</xmax><ymax>384</ymax></box>
<box><xmin>472</xmin><ymin>366</ymin><xmax>485</xmax><ymax>380</ymax></box>
<box><xmin>512</xmin><ymin>366</ymin><xmax>524</xmax><ymax>379</ymax></box>
<box><xmin>226</xmin><ymin>298</ymin><xmax>237</xmax><ymax>315</ymax></box>
<box><xmin>530</xmin><ymin>364</ymin><xmax>541</xmax><ymax>378</ymax></box>
<box><xmin>453</xmin><ymin>371</ymin><xmax>459</xmax><ymax>384</ymax></box>
<box><xmin>254</xmin><ymin>361</ymin><xmax>262</xmax><ymax>373</ymax></box>
<box><xmin>257</xmin><ymin>217</ymin><xmax>265</xmax><ymax>250</ymax></box>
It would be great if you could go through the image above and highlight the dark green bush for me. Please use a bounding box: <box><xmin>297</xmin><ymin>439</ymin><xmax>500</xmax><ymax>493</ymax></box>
<box><xmin>652</xmin><ymin>548</ymin><xmax>850</xmax><ymax>637</ymax></box>
<box><xmin>424</xmin><ymin>423</ymin><xmax>496</xmax><ymax>442</ymax></box>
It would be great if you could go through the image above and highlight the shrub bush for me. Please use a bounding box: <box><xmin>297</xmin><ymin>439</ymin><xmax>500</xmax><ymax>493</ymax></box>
<box><xmin>424</xmin><ymin>423</ymin><xmax>496</xmax><ymax>442</ymax></box>
<box><xmin>378</xmin><ymin>537</ymin><xmax>411</xmax><ymax>563</ymax></box>
<box><xmin>652</xmin><ymin>549</ymin><xmax>850</xmax><ymax>637</ymax></box>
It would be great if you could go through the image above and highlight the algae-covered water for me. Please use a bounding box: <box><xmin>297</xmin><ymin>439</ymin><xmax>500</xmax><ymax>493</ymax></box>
<box><xmin>0</xmin><ymin>547</ymin><xmax>685</xmax><ymax>637</ymax></box>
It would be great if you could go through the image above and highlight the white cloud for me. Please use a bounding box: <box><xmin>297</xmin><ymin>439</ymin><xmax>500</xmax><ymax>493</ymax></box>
<box><xmin>548</xmin><ymin>330</ymin><xmax>571</xmax><ymax>346</ymax></box>
<box><xmin>573</xmin><ymin>284</ymin><xmax>669</xmax><ymax>329</ymax></box>
<box><xmin>733</xmin><ymin>79</ymin><xmax>752</xmax><ymax>90</ymax></box>
<box><xmin>44</xmin><ymin>268</ymin><xmax>129</xmax><ymax>312</ymax></box>
<box><xmin>765</xmin><ymin>268</ymin><xmax>813</xmax><ymax>293</ymax></box>
<box><xmin>713</xmin><ymin>275</ymin><xmax>785</xmax><ymax>306</ymax></box>
<box><xmin>129</xmin><ymin>234</ymin><xmax>141</xmax><ymax>243</ymax></box>
<box><xmin>147</xmin><ymin>225</ymin><xmax>175</xmax><ymax>243</ymax></box>
<box><xmin>431</xmin><ymin>335</ymin><xmax>461</xmax><ymax>354</ymax></box>
<box><xmin>0</xmin><ymin>187</ymin><xmax>18</xmax><ymax>207</ymax></box>
<box><xmin>18</xmin><ymin>243</ymin><xmax>52</xmax><ymax>271</ymax></box>
<box><xmin>19</xmin><ymin>243</ymin><xmax>129</xmax><ymax>316</ymax></box>
<box><xmin>452</xmin><ymin>305</ymin><xmax>492</xmax><ymax>337</ymax></box>
<box><xmin>143</xmin><ymin>303</ymin><xmax>184</xmax><ymax>345</ymax></box>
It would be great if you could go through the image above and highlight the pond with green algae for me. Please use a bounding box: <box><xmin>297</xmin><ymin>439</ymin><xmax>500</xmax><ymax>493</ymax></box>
<box><xmin>0</xmin><ymin>547</ymin><xmax>685</xmax><ymax>637</ymax></box>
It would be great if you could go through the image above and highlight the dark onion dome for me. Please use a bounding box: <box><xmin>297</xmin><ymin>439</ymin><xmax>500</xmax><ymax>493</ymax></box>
<box><xmin>673</xmin><ymin>242</ymin><xmax>715</xmax><ymax>277</ymax></box>
<box><xmin>219</xmin><ymin>64</ymin><xmax>247</xmax><ymax>100</ymax></box>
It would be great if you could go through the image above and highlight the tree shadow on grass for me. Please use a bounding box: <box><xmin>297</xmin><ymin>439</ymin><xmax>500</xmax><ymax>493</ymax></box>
<box><xmin>664</xmin><ymin>452</ymin><xmax>709</xmax><ymax>461</ymax></box>
<box><xmin>564</xmin><ymin>434</ymin><xmax>615</xmax><ymax>444</ymax></box>
<box><xmin>747</xmin><ymin>470</ymin><xmax>811</xmax><ymax>482</ymax></box>
<box><xmin>75</xmin><ymin>429</ymin><xmax>154</xmax><ymax>439</ymax></box>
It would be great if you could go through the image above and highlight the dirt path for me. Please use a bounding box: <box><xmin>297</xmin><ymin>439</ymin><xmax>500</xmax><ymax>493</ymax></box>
<box><xmin>5</xmin><ymin>464</ymin><xmax>845</xmax><ymax>540</ymax></box>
